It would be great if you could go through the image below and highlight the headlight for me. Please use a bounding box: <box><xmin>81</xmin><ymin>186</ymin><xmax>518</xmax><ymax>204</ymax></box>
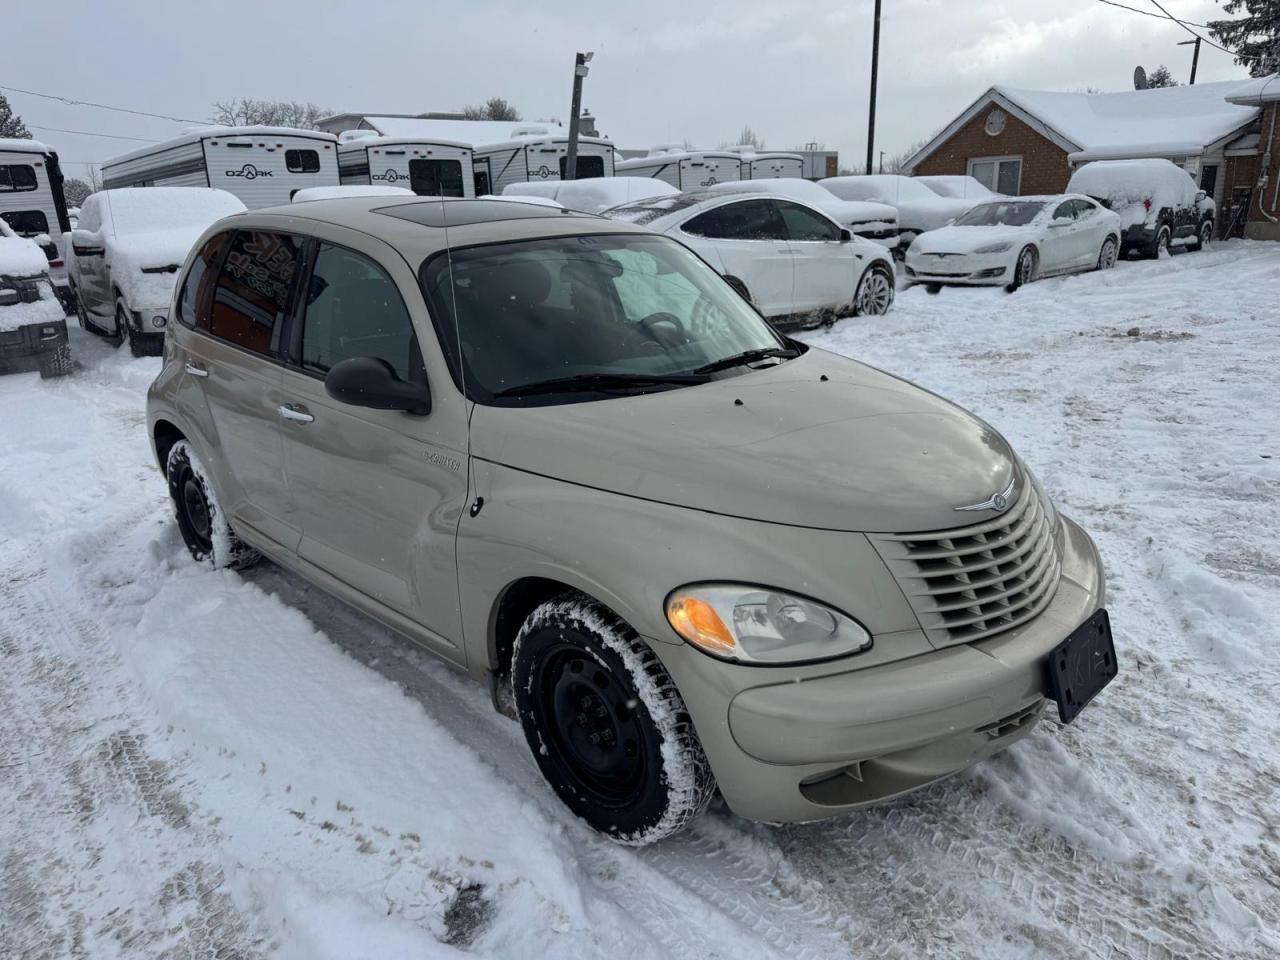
<box><xmin>665</xmin><ymin>584</ymin><xmax>871</xmax><ymax>664</ymax></box>
<box><xmin>974</xmin><ymin>241</ymin><xmax>1013</xmax><ymax>254</ymax></box>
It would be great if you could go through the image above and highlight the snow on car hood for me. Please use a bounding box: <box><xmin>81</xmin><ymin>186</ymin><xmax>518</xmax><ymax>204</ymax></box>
<box><xmin>823</xmin><ymin>199</ymin><xmax>898</xmax><ymax>228</ymax></box>
<box><xmin>0</xmin><ymin>280</ymin><xmax>63</xmax><ymax>332</ymax></box>
<box><xmin>893</xmin><ymin>197</ymin><xmax>975</xmax><ymax>233</ymax></box>
<box><xmin>0</xmin><ymin>236</ymin><xmax>50</xmax><ymax>277</ymax></box>
<box><xmin>469</xmin><ymin>348</ymin><xmax>1016</xmax><ymax>534</ymax></box>
<box><xmin>108</xmin><ymin>227</ymin><xmax>203</xmax><ymax>310</ymax></box>
<box><xmin>910</xmin><ymin>224</ymin><xmax>1037</xmax><ymax>254</ymax></box>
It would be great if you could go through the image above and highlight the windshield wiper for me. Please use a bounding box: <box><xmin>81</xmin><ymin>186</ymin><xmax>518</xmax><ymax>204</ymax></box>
<box><xmin>493</xmin><ymin>371</ymin><xmax>710</xmax><ymax>398</ymax></box>
<box><xmin>692</xmin><ymin>346</ymin><xmax>799</xmax><ymax>375</ymax></box>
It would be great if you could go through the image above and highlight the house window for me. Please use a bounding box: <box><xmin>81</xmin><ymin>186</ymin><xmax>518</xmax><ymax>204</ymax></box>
<box><xmin>968</xmin><ymin>156</ymin><xmax>1022</xmax><ymax>195</ymax></box>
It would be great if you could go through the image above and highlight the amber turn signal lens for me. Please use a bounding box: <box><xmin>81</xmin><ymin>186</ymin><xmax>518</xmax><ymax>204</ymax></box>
<box><xmin>666</xmin><ymin>595</ymin><xmax>736</xmax><ymax>654</ymax></box>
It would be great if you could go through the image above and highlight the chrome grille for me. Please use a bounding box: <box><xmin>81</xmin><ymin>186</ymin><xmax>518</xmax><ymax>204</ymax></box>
<box><xmin>870</xmin><ymin>478</ymin><xmax>1062</xmax><ymax>646</ymax></box>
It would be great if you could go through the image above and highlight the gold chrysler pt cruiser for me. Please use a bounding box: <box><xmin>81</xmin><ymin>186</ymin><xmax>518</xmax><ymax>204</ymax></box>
<box><xmin>146</xmin><ymin>197</ymin><xmax>1117</xmax><ymax>844</ymax></box>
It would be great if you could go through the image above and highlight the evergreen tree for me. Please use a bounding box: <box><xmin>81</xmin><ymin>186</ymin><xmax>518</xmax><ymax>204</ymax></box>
<box><xmin>63</xmin><ymin>177</ymin><xmax>93</xmax><ymax>207</ymax></box>
<box><xmin>0</xmin><ymin>94</ymin><xmax>31</xmax><ymax>139</ymax></box>
<box><xmin>1146</xmin><ymin>64</ymin><xmax>1179</xmax><ymax>88</ymax></box>
<box><xmin>1209</xmin><ymin>0</ymin><xmax>1280</xmax><ymax>77</ymax></box>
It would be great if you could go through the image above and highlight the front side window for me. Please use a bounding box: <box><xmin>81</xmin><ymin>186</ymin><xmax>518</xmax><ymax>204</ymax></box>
<box><xmin>0</xmin><ymin>210</ymin><xmax>49</xmax><ymax>237</ymax></box>
<box><xmin>559</xmin><ymin>155</ymin><xmax>604</xmax><ymax>179</ymax></box>
<box><xmin>0</xmin><ymin>164</ymin><xmax>38</xmax><ymax>192</ymax></box>
<box><xmin>300</xmin><ymin>244</ymin><xmax>418</xmax><ymax>381</ymax></box>
<box><xmin>409</xmin><ymin>158</ymin><xmax>465</xmax><ymax>198</ymax></box>
<box><xmin>683</xmin><ymin>199</ymin><xmax>786</xmax><ymax>240</ymax></box>
<box><xmin>208</xmin><ymin>230</ymin><xmax>302</xmax><ymax>357</ymax></box>
<box><xmin>177</xmin><ymin>232</ymin><xmax>232</xmax><ymax>329</ymax></box>
<box><xmin>775</xmin><ymin>201</ymin><xmax>840</xmax><ymax>241</ymax></box>
<box><xmin>419</xmin><ymin>233</ymin><xmax>787</xmax><ymax>404</ymax></box>
<box><xmin>286</xmin><ymin>149</ymin><xmax>321</xmax><ymax>174</ymax></box>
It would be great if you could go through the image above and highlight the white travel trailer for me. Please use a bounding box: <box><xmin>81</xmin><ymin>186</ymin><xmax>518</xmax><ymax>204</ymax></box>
<box><xmin>101</xmin><ymin>126</ymin><xmax>339</xmax><ymax>209</ymax></box>
<box><xmin>337</xmin><ymin>132</ymin><xmax>475</xmax><ymax>197</ymax></box>
<box><xmin>0</xmin><ymin>138</ymin><xmax>73</xmax><ymax>296</ymax></box>
<box><xmin>615</xmin><ymin>147</ymin><xmax>742</xmax><ymax>190</ymax></box>
<box><xmin>727</xmin><ymin>146</ymin><xmax>804</xmax><ymax>180</ymax></box>
<box><xmin>335</xmin><ymin>118</ymin><xmax>615</xmax><ymax>196</ymax></box>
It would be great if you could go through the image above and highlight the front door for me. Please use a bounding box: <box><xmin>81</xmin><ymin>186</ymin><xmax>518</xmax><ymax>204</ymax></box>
<box><xmin>1041</xmin><ymin>200</ymin><xmax>1089</xmax><ymax>272</ymax></box>
<box><xmin>277</xmin><ymin>239</ymin><xmax>467</xmax><ymax>656</ymax></box>
<box><xmin>680</xmin><ymin>198</ymin><xmax>794</xmax><ymax>316</ymax></box>
<box><xmin>774</xmin><ymin>199</ymin><xmax>854</xmax><ymax>313</ymax></box>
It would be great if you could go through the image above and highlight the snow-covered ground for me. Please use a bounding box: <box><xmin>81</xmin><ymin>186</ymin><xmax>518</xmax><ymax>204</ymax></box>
<box><xmin>1</xmin><ymin>240</ymin><xmax>1277</xmax><ymax>959</ymax></box>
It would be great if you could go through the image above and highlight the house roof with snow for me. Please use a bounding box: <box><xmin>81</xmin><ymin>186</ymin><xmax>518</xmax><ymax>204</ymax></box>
<box><xmin>906</xmin><ymin>80</ymin><xmax>1262</xmax><ymax>170</ymax></box>
<box><xmin>1224</xmin><ymin>73</ymin><xmax>1280</xmax><ymax>104</ymax></box>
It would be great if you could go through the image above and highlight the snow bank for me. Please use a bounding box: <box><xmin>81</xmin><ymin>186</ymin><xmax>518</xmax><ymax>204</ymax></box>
<box><xmin>1068</xmin><ymin>159</ymin><xmax>1199</xmax><ymax>228</ymax></box>
<box><xmin>292</xmin><ymin>185</ymin><xmax>414</xmax><ymax>202</ymax></box>
<box><xmin>0</xmin><ymin>235</ymin><xmax>51</xmax><ymax>277</ymax></box>
<box><xmin>502</xmin><ymin>177</ymin><xmax>678</xmax><ymax>213</ymax></box>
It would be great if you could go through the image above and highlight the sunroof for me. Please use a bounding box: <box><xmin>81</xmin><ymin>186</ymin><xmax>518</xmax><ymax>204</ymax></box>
<box><xmin>373</xmin><ymin>199</ymin><xmax>583</xmax><ymax>227</ymax></box>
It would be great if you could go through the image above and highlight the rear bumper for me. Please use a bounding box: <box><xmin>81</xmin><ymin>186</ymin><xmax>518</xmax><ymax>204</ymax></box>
<box><xmin>663</xmin><ymin>514</ymin><xmax>1106</xmax><ymax>823</ymax></box>
<box><xmin>0</xmin><ymin>318</ymin><xmax>69</xmax><ymax>371</ymax></box>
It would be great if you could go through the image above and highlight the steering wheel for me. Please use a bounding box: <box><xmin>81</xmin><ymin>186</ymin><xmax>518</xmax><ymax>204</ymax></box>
<box><xmin>637</xmin><ymin>311</ymin><xmax>686</xmax><ymax>341</ymax></box>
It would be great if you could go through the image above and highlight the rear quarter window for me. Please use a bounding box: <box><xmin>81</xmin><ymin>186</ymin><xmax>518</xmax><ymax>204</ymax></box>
<box><xmin>176</xmin><ymin>233</ymin><xmax>232</xmax><ymax>330</ymax></box>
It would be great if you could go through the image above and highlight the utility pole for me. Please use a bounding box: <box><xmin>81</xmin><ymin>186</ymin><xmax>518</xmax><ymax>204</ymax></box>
<box><xmin>564</xmin><ymin>51</ymin><xmax>593</xmax><ymax>180</ymax></box>
<box><xmin>865</xmin><ymin>0</ymin><xmax>882</xmax><ymax>175</ymax></box>
<box><xmin>879</xmin><ymin>150</ymin><xmax>885</xmax><ymax>174</ymax></box>
<box><xmin>1178</xmin><ymin>37</ymin><xmax>1201</xmax><ymax>84</ymax></box>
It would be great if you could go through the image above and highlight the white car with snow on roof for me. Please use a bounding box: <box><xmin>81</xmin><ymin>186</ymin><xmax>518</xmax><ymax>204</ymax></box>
<box><xmin>0</xmin><ymin>222</ymin><xmax>71</xmax><ymax>378</ymax></box>
<box><xmin>819</xmin><ymin>174</ymin><xmax>977</xmax><ymax>253</ymax></box>
<box><xmin>67</xmin><ymin>188</ymin><xmax>246</xmax><ymax>356</ymax></box>
<box><xmin>1067</xmin><ymin>159</ymin><xmax>1215</xmax><ymax>258</ymax></box>
<box><xmin>915</xmin><ymin>175</ymin><xmax>1001</xmax><ymax>202</ymax></box>
<box><xmin>705</xmin><ymin>178</ymin><xmax>899</xmax><ymax>247</ymax></box>
<box><xmin>905</xmin><ymin>195</ymin><xmax>1122</xmax><ymax>292</ymax></box>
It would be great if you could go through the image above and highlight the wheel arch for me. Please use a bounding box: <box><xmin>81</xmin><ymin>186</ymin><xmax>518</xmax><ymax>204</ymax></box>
<box><xmin>488</xmin><ymin>575</ymin><xmax>591</xmax><ymax>684</ymax></box>
<box><xmin>152</xmin><ymin>419</ymin><xmax>186</xmax><ymax>474</ymax></box>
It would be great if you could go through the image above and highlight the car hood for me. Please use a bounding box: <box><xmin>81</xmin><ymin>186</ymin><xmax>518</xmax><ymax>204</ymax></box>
<box><xmin>910</xmin><ymin>224</ymin><xmax>1037</xmax><ymax>254</ymax></box>
<box><xmin>469</xmin><ymin>349</ymin><xmax>1016</xmax><ymax>534</ymax></box>
<box><xmin>894</xmin><ymin>197</ymin><xmax>976</xmax><ymax>232</ymax></box>
<box><xmin>106</xmin><ymin>227</ymin><xmax>205</xmax><ymax>271</ymax></box>
<box><xmin>818</xmin><ymin>198</ymin><xmax>898</xmax><ymax>227</ymax></box>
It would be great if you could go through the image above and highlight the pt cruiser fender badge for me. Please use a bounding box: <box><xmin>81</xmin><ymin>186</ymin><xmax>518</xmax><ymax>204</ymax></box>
<box><xmin>955</xmin><ymin>476</ymin><xmax>1016</xmax><ymax>513</ymax></box>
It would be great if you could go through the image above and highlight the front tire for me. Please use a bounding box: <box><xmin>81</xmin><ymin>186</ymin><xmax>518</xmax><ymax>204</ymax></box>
<box><xmin>115</xmin><ymin>299</ymin><xmax>141</xmax><ymax>356</ymax></box>
<box><xmin>854</xmin><ymin>263</ymin><xmax>895</xmax><ymax>316</ymax></box>
<box><xmin>1006</xmin><ymin>246</ymin><xmax>1037</xmax><ymax>292</ymax></box>
<box><xmin>166</xmin><ymin>440</ymin><xmax>261</xmax><ymax>570</ymax></box>
<box><xmin>512</xmin><ymin>595</ymin><xmax>715</xmax><ymax>845</ymax></box>
<box><xmin>38</xmin><ymin>344</ymin><xmax>73</xmax><ymax>379</ymax></box>
<box><xmin>1096</xmin><ymin>236</ymin><xmax>1118</xmax><ymax>271</ymax></box>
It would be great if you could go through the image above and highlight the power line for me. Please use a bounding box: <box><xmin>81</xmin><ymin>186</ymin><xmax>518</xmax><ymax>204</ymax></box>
<box><xmin>1145</xmin><ymin>0</ymin><xmax>1271</xmax><ymax>62</ymax></box>
<box><xmin>0</xmin><ymin>82</ymin><xmax>204</xmax><ymax>124</ymax></box>
<box><xmin>28</xmin><ymin>124</ymin><xmax>161</xmax><ymax>143</ymax></box>
<box><xmin>1093</xmin><ymin>0</ymin><xmax>1207</xmax><ymax>29</ymax></box>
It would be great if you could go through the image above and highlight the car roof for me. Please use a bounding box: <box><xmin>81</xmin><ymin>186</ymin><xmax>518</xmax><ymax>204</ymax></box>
<box><xmin>227</xmin><ymin>197</ymin><xmax>653</xmax><ymax>260</ymax></box>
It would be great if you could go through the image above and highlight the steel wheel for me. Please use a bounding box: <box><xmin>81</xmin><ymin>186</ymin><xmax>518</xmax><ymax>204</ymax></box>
<box><xmin>855</xmin><ymin>265</ymin><xmax>895</xmax><ymax>316</ymax></box>
<box><xmin>1097</xmin><ymin>237</ymin><xmax>1118</xmax><ymax>271</ymax></box>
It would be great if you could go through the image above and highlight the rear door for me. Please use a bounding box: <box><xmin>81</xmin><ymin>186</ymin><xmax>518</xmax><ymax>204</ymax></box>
<box><xmin>774</xmin><ymin>200</ymin><xmax>853</xmax><ymax>313</ymax></box>
<box><xmin>276</xmin><ymin>235</ymin><xmax>467</xmax><ymax>659</ymax></box>
<box><xmin>679</xmin><ymin>199</ymin><xmax>793</xmax><ymax>316</ymax></box>
<box><xmin>184</xmin><ymin>228</ymin><xmax>303</xmax><ymax>550</ymax></box>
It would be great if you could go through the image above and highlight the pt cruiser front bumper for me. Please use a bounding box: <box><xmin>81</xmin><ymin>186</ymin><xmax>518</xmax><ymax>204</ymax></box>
<box><xmin>654</xmin><ymin>514</ymin><xmax>1105</xmax><ymax>824</ymax></box>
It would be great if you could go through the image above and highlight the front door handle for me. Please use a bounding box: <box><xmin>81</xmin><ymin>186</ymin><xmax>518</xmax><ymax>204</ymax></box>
<box><xmin>277</xmin><ymin>403</ymin><xmax>314</xmax><ymax>424</ymax></box>
<box><xmin>184</xmin><ymin>361</ymin><xmax>209</xmax><ymax>378</ymax></box>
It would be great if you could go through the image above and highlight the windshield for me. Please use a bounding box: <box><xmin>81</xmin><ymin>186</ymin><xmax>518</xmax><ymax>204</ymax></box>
<box><xmin>420</xmin><ymin>233</ymin><xmax>787</xmax><ymax>404</ymax></box>
<box><xmin>953</xmin><ymin>201</ymin><xmax>1046</xmax><ymax>227</ymax></box>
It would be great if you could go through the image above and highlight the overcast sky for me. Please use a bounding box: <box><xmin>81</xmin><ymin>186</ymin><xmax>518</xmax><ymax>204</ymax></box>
<box><xmin>4</xmin><ymin>0</ymin><xmax>1252</xmax><ymax>181</ymax></box>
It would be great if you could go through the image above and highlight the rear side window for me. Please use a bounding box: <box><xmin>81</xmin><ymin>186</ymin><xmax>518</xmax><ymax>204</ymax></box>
<box><xmin>559</xmin><ymin>155</ymin><xmax>604</xmax><ymax>179</ymax></box>
<box><xmin>300</xmin><ymin>243</ymin><xmax>419</xmax><ymax>381</ymax></box>
<box><xmin>0</xmin><ymin>164</ymin><xmax>38</xmax><ymax>192</ymax></box>
<box><xmin>208</xmin><ymin>231</ymin><xmax>302</xmax><ymax>356</ymax></box>
<box><xmin>775</xmin><ymin>201</ymin><xmax>840</xmax><ymax>241</ymax></box>
<box><xmin>0</xmin><ymin>210</ymin><xmax>49</xmax><ymax>236</ymax></box>
<box><xmin>176</xmin><ymin>233</ymin><xmax>232</xmax><ymax>329</ymax></box>
<box><xmin>286</xmin><ymin>149</ymin><xmax>320</xmax><ymax>174</ymax></box>
<box><xmin>409</xmin><ymin>158</ymin><xmax>464</xmax><ymax>197</ymax></box>
<box><xmin>683</xmin><ymin>199</ymin><xmax>786</xmax><ymax>241</ymax></box>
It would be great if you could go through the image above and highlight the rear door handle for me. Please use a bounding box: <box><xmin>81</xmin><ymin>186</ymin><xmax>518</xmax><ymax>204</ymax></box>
<box><xmin>277</xmin><ymin>403</ymin><xmax>314</xmax><ymax>424</ymax></box>
<box><xmin>184</xmin><ymin>362</ymin><xmax>209</xmax><ymax>378</ymax></box>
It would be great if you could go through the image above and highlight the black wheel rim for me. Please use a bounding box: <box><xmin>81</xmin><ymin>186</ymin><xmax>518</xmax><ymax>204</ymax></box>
<box><xmin>535</xmin><ymin>643</ymin><xmax>646</xmax><ymax>808</ymax></box>
<box><xmin>178</xmin><ymin>469</ymin><xmax>213</xmax><ymax>553</ymax></box>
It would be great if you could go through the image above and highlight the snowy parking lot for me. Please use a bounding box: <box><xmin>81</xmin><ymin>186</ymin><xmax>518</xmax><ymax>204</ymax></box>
<box><xmin>2</xmin><ymin>240</ymin><xmax>1278</xmax><ymax>959</ymax></box>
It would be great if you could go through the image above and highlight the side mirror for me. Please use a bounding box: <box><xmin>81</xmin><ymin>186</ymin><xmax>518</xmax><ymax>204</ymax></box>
<box><xmin>71</xmin><ymin>229</ymin><xmax>103</xmax><ymax>257</ymax></box>
<box><xmin>839</xmin><ymin>227</ymin><xmax>854</xmax><ymax>242</ymax></box>
<box><xmin>325</xmin><ymin>357</ymin><xmax>431</xmax><ymax>415</ymax></box>
<box><xmin>1195</xmin><ymin>190</ymin><xmax>1207</xmax><ymax>203</ymax></box>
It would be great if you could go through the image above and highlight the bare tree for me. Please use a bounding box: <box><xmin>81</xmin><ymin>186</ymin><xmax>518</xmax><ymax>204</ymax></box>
<box><xmin>723</xmin><ymin>125</ymin><xmax>765</xmax><ymax>150</ymax></box>
<box><xmin>460</xmin><ymin>97</ymin><xmax>521</xmax><ymax>121</ymax></box>
<box><xmin>63</xmin><ymin>177</ymin><xmax>93</xmax><ymax>207</ymax></box>
<box><xmin>881</xmin><ymin>137</ymin><xmax>932</xmax><ymax>174</ymax></box>
<box><xmin>0</xmin><ymin>93</ymin><xmax>31</xmax><ymax>139</ymax></box>
<box><xmin>210</xmin><ymin>98</ymin><xmax>332</xmax><ymax>129</ymax></box>
<box><xmin>1146</xmin><ymin>64</ymin><xmax>1179</xmax><ymax>88</ymax></box>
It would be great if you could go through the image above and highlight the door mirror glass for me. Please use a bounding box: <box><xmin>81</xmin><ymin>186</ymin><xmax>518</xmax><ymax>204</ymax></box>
<box><xmin>71</xmin><ymin>228</ymin><xmax>103</xmax><ymax>255</ymax></box>
<box><xmin>325</xmin><ymin>356</ymin><xmax>431</xmax><ymax>415</ymax></box>
<box><xmin>839</xmin><ymin>227</ymin><xmax>853</xmax><ymax>242</ymax></box>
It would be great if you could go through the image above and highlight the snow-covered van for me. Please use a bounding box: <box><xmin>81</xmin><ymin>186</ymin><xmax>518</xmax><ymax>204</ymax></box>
<box><xmin>337</xmin><ymin>132</ymin><xmax>475</xmax><ymax>198</ymax></box>
<box><xmin>472</xmin><ymin>128</ymin><xmax>616</xmax><ymax>196</ymax></box>
<box><xmin>0</xmin><ymin>220</ymin><xmax>70</xmax><ymax>378</ymax></box>
<box><xmin>0</xmin><ymin>138</ymin><xmax>73</xmax><ymax>303</ymax></box>
<box><xmin>616</xmin><ymin>147</ymin><xmax>741</xmax><ymax>190</ymax></box>
<box><xmin>1067</xmin><ymin>158</ymin><xmax>1215</xmax><ymax>257</ymax></box>
<box><xmin>726</xmin><ymin>146</ymin><xmax>804</xmax><ymax>180</ymax></box>
<box><xmin>101</xmin><ymin>127</ymin><xmax>339</xmax><ymax>209</ymax></box>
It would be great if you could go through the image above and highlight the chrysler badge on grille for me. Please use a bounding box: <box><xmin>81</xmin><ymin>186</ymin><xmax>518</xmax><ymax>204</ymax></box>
<box><xmin>955</xmin><ymin>476</ymin><xmax>1016</xmax><ymax>512</ymax></box>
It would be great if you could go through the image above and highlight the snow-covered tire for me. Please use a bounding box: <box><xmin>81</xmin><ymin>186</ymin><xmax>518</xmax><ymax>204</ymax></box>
<box><xmin>38</xmin><ymin>344</ymin><xmax>73</xmax><ymax>379</ymax></box>
<box><xmin>1006</xmin><ymin>246</ymin><xmax>1037</xmax><ymax>292</ymax></box>
<box><xmin>512</xmin><ymin>595</ymin><xmax>715</xmax><ymax>845</ymax></box>
<box><xmin>1096</xmin><ymin>236</ymin><xmax>1118</xmax><ymax>271</ymax></box>
<box><xmin>1146</xmin><ymin>225</ymin><xmax>1171</xmax><ymax>260</ymax></box>
<box><xmin>854</xmin><ymin>262</ymin><xmax>895</xmax><ymax>316</ymax></box>
<box><xmin>165</xmin><ymin>440</ymin><xmax>261</xmax><ymax>570</ymax></box>
<box><xmin>1189</xmin><ymin>219</ymin><xmax>1212</xmax><ymax>252</ymax></box>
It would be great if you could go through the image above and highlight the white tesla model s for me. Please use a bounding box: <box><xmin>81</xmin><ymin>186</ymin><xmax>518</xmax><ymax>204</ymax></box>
<box><xmin>905</xmin><ymin>195</ymin><xmax>1122</xmax><ymax>293</ymax></box>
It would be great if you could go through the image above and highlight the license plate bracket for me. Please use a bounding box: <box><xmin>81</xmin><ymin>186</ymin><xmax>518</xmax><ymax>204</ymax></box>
<box><xmin>1048</xmin><ymin>609</ymin><xmax>1117</xmax><ymax>724</ymax></box>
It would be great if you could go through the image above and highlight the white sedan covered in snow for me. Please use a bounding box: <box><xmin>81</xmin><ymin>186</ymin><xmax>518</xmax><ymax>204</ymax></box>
<box><xmin>705</xmin><ymin>178</ymin><xmax>899</xmax><ymax>246</ymax></box>
<box><xmin>905</xmin><ymin>195</ymin><xmax>1122</xmax><ymax>292</ymax></box>
<box><xmin>603</xmin><ymin>191</ymin><xmax>896</xmax><ymax>327</ymax></box>
<box><xmin>819</xmin><ymin>174</ymin><xmax>976</xmax><ymax>250</ymax></box>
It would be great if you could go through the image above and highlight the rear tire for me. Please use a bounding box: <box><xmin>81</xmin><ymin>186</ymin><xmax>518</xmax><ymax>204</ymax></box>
<box><xmin>1146</xmin><ymin>224</ymin><xmax>1171</xmax><ymax>260</ymax></box>
<box><xmin>854</xmin><ymin>263</ymin><xmax>895</xmax><ymax>316</ymax></box>
<box><xmin>1189</xmin><ymin>220</ymin><xmax>1212</xmax><ymax>252</ymax></box>
<box><xmin>38</xmin><ymin>344</ymin><xmax>74</xmax><ymax>379</ymax></box>
<box><xmin>166</xmin><ymin>440</ymin><xmax>262</xmax><ymax>570</ymax></box>
<box><xmin>1006</xmin><ymin>246</ymin><xmax>1037</xmax><ymax>292</ymax></box>
<box><xmin>1096</xmin><ymin>236</ymin><xmax>1118</xmax><ymax>271</ymax></box>
<box><xmin>512</xmin><ymin>595</ymin><xmax>715</xmax><ymax>845</ymax></box>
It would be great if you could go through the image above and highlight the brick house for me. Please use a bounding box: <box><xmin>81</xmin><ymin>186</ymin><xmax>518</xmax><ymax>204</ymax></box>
<box><xmin>903</xmin><ymin>80</ymin><xmax>1268</xmax><ymax>235</ymax></box>
<box><xmin>1224</xmin><ymin>76</ymin><xmax>1280</xmax><ymax>241</ymax></box>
